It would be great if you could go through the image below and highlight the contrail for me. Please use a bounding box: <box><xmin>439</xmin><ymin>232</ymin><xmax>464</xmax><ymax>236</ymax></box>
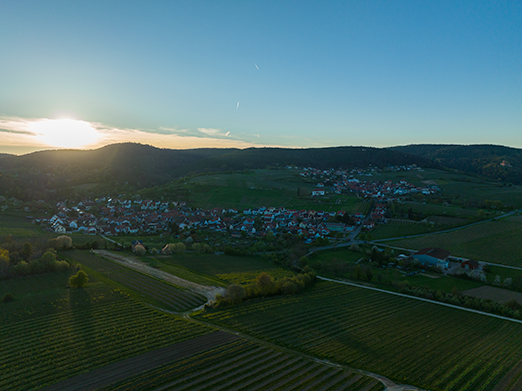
<box><xmin>236</xmin><ymin>102</ymin><xmax>240</xmax><ymax>109</ymax></box>
<box><xmin>254</xmin><ymin>62</ymin><xmax>259</xmax><ymax>70</ymax></box>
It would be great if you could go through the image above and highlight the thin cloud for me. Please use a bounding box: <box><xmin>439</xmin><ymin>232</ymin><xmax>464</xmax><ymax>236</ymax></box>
<box><xmin>197</xmin><ymin>128</ymin><xmax>230</xmax><ymax>137</ymax></box>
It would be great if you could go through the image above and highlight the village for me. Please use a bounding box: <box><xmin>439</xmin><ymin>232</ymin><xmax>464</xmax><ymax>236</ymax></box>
<box><xmin>36</xmin><ymin>165</ymin><xmax>440</xmax><ymax>243</ymax></box>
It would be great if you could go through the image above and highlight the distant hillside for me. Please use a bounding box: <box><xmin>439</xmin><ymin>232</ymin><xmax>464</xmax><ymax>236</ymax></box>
<box><xmin>170</xmin><ymin>146</ymin><xmax>440</xmax><ymax>176</ymax></box>
<box><xmin>0</xmin><ymin>143</ymin><xmax>439</xmax><ymax>201</ymax></box>
<box><xmin>388</xmin><ymin>144</ymin><xmax>522</xmax><ymax>184</ymax></box>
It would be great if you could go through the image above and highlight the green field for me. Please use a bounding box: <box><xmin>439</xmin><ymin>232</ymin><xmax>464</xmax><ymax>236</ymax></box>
<box><xmin>183</xmin><ymin>170</ymin><xmax>366</xmax><ymax>212</ymax></box>
<box><xmin>197</xmin><ymin>280</ymin><xmax>522</xmax><ymax>391</ymax></box>
<box><xmin>366</xmin><ymin>168</ymin><xmax>522</xmax><ymax>208</ymax></box>
<box><xmin>0</xmin><ymin>272</ymin><xmax>211</xmax><ymax>390</ymax></box>
<box><xmin>387</xmin><ymin>215</ymin><xmax>522</xmax><ymax>267</ymax></box>
<box><xmin>0</xmin><ymin>212</ymin><xmax>42</xmax><ymax>237</ymax></box>
<box><xmin>156</xmin><ymin>252</ymin><xmax>293</xmax><ymax>284</ymax></box>
<box><xmin>371</xmin><ymin>220</ymin><xmax>439</xmax><ymax>240</ymax></box>
<box><xmin>396</xmin><ymin>203</ymin><xmax>480</xmax><ymax>219</ymax></box>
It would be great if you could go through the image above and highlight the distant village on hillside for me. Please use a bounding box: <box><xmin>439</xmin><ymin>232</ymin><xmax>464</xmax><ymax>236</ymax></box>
<box><xmin>33</xmin><ymin>165</ymin><xmax>439</xmax><ymax>242</ymax></box>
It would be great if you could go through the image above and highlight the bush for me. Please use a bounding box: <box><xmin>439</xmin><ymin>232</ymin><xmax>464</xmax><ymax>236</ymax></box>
<box><xmin>2</xmin><ymin>293</ymin><xmax>14</xmax><ymax>303</ymax></box>
<box><xmin>69</xmin><ymin>270</ymin><xmax>89</xmax><ymax>288</ymax></box>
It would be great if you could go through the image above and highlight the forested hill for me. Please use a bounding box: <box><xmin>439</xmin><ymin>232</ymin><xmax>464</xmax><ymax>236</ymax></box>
<box><xmin>388</xmin><ymin>144</ymin><xmax>522</xmax><ymax>185</ymax></box>
<box><xmin>0</xmin><ymin>143</ymin><xmax>438</xmax><ymax>200</ymax></box>
<box><xmin>169</xmin><ymin>146</ymin><xmax>439</xmax><ymax>175</ymax></box>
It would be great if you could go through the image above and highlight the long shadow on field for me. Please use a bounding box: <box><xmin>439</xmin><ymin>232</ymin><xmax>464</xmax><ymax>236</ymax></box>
<box><xmin>69</xmin><ymin>288</ymin><xmax>95</xmax><ymax>361</ymax></box>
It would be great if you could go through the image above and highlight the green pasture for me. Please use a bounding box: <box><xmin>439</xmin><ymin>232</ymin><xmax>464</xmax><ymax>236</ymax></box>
<box><xmin>371</xmin><ymin>221</ymin><xmax>438</xmax><ymax>240</ymax></box>
<box><xmin>0</xmin><ymin>212</ymin><xmax>42</xmax><ymax>237</ymax></box>
<box><xmin>368</xmin><ymin>168</ymin><xmax>522</xmax><ymax>208</ymax></box>
<box><xmin>406</xmin><ymin>274</ymin><xmax>482</xmax><ymax>292</ymax></box>
<box><xmin>310</xmin><ymin>248</ymin><xmax>363</xmax><ymax>264</ymax></box>
<box><xmin>387</xmin><ymin>216</ymin><xmax>522</xmax><ymax>267</ymax></box>
<box><xmin>0</xmin><ymin>272</ymin><xmax>211</xmax><ymax>390</ymax></box>
<box><xmin>189</xmin><ymin>169</ymin><xmax>308</xmax><ymax>191</ymax></box>
<box><xmin>198</xmin><ymin>280</ymin><xmax>522</xmax><ymax>391</ymax></box>
<box><xmin>396</xmin><ymin>203</ymin><xmax>480</xmax><ymax>218</ymax></box>
<box><xmin>157</xmin><ymin>252</ymin><xmax>290</xmax><ymax>284</ymax></box>
<box><xmin>144</xmin><ymin>256</ymin><xmax>228</xmax><ymax>287</ymax></box>
<box><xmin>184</xmin><ymin>169</ymin><xmax>364</xmax><ymax>211</ymax></box>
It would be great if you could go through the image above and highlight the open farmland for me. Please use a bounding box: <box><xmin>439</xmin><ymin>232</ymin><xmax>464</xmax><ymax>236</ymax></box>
<box><xmin>197</xmin><ymin>281</ymin><xmax>522</xmax><ymax>391</ymax></box>
<box><xmin>386</xmin><ymin>215</ymin><xmax>522</xmax><ymax>267</ymax></box>
<box><xmin>157</xmin><ymin>252</ymin><xmax>293</xmax><ymax>284</ymax></box>
<box><xmin>65</xmin><ymin>251</ymin><xmax>207</xmax><ymax>311</ymax></box>
<box><xmin>102</xmin><ymin>338</ymin><xmax>384</xmax><ymax>391</ymax></box>
<box><xmin>0</xmin><ymin>272</ymin><xmax>211</xmax><ymax>391</ymax></box>
<box><xmin>370</xmin><ymin>220</ymin><xmax>437</xmax><ymax>240</ymax></box>
<box><xmin>184</xmin><ymin>169</ymin><xmax>366</xmax><ymax>212</ymax></box>
<box><xmin>0</xmin><ymin>212</ymin><xmax>41</xmax><ymax>237</ymax></box>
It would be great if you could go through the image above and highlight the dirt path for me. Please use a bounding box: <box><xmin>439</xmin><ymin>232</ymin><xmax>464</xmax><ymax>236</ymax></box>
<box><xmin>94</xmin><ymin>250</ymin><xmax>226</xmax><ymax>302</ymax></box>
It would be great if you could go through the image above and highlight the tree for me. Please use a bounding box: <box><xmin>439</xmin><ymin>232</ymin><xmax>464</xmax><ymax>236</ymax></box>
<box><xmin>69</xmin><ymin>270</ymin><xmax>89</xmax><ymax>288</ymax></box>
<box><xmin>21</xmin><ymin>242</ymin><xmax>33</xmax><ymax>261</ymax></box>
<box><xmin>494</xmin><ymin>275</ymin><xmax>501</xmax><ymax>286</ymax></box>
<box><xmin>226</xmin><ymin>284</ymin><xmax>246</xmax><ymax>304</ymax></box>
<box><xmin>354</xmin><ymin>264</ymin><xmax>362</xmax><ymax>279</ymax></box>
<box><xmin>56</xmin><ymin>235</ymin><xmax>73</xmax><ymax>249</ymax></box>
<box><xmin>365</xmin><ymin>266</ymin><xmax>373</xmax><ymax>281</ymax></box>
<box><xmin>504</xmin><ymin>277</ymin><xmax>513</xmax><ymax>287</ymax></box>
<box><xmin>134</xmin><ymin>244</ymin><xmax>146</xmax><ymax>255</ymax></box>
<box><xmin>168</xmin><ymin>242</ymin><xmax>186</xmax><ymax>253</ymax></box>
<box><xmin>0</xmin><ymin>248</ymin><xmax>10</xmax><ymax>273</ymax></box>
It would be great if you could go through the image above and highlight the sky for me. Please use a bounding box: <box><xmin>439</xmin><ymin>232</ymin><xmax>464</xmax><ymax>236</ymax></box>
<box><xmin>0</xmin><ymin>0</ymin><xmax>521</xmax><ymax>154</ymax></box>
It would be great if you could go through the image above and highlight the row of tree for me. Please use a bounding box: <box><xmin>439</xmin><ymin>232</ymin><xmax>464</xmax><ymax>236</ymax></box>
<box><xmin>212</xmin><ymin>270</ymin><xmax>316</xmax><ymax>308</ymax></box>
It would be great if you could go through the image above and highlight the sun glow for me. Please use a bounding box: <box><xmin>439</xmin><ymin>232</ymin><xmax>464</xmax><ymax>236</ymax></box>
<box><xmin>29</xmin><ymin>118</ymin><xmax>100</xmax><ymax>148</ymax></box>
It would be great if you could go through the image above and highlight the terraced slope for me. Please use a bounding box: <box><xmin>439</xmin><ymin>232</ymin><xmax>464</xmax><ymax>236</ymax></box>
<box><xmin>65</xmin><ymin>251</ymin><xmax>207</xmax><ymax>311</ymax></box>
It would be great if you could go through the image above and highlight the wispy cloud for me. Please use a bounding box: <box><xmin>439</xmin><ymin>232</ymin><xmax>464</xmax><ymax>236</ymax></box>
<box><xmin>197</xmin><ymin>128</ymin><xmax>231</xmax><ymax>138</ymax></box>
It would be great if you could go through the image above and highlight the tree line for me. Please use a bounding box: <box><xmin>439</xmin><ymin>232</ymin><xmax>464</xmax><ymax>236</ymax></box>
<box><xmin>211</xmin><ymin>270</ymin><xmax>316</xmax><ymax>308</ymax></box>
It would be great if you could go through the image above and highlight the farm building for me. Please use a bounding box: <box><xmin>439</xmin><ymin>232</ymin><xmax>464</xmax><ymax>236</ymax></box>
<box><xmin>461</xmin><ymin>259</ymin><xmax>480</xmax><ymax>270</ymax></box>
<box><xmin>413</xmin><ymin>248</ymin><xmax>451</xmax><ymax>269</ymax></box>
<box><xmin>312</xmin><ymin>188</ymin><xmax>325</xmax><ymax>196</ymax></box>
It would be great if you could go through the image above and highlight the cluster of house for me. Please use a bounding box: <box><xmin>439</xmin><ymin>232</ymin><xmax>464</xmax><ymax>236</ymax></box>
<box><xmin>301</xmin><ymin>166</ymin><xmax>439</xmax><ymax>201</ymax></box>
<box><xmin>36</xmin><ymin>198</ymin><xmax>372</xmax><ymax>240</ymax></box>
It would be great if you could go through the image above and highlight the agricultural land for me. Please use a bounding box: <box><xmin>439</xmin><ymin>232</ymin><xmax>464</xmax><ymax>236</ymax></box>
<box><xmin>2</xmin><ymin>162</ymin><xmax>522</xmax><ymax>390</ymax></box>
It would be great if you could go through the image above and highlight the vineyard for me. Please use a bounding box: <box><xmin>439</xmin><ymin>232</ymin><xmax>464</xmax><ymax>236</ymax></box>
<box><xmin>65</xmin><ymin>251</ymin><xmax>207</xmax><ymax>311</ymax></box>
<box><xmin>102</xmin><ymin>338</ymin><xmax>384</xmax><ymax>391</ymax></box>
<box><xmin>0</xmin><ymin>273</ymin><xmax>212</xmax><ymax>391</ymax></box>
<box><xmin>197</xmin><ymin>281</ymin><xmax>522</xmax><ymax>391</ymax></box>
<box><xmin>387</xmin><ymin>215</ymin><xmax>522</xmax><ymax>267</ymax></box>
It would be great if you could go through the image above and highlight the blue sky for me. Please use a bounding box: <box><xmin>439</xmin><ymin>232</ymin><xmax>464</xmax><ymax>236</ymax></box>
<box><xmin>0</xmin><ymin>0</ymin><xmax>521</xmax><ymax>154</ymax></box>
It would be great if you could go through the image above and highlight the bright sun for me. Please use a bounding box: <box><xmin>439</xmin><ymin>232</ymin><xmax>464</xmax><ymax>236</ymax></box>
<box><xmin>30</xmin><ymin>118</ymin><xmax>100</xmax><ymax>148</ymax></box>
